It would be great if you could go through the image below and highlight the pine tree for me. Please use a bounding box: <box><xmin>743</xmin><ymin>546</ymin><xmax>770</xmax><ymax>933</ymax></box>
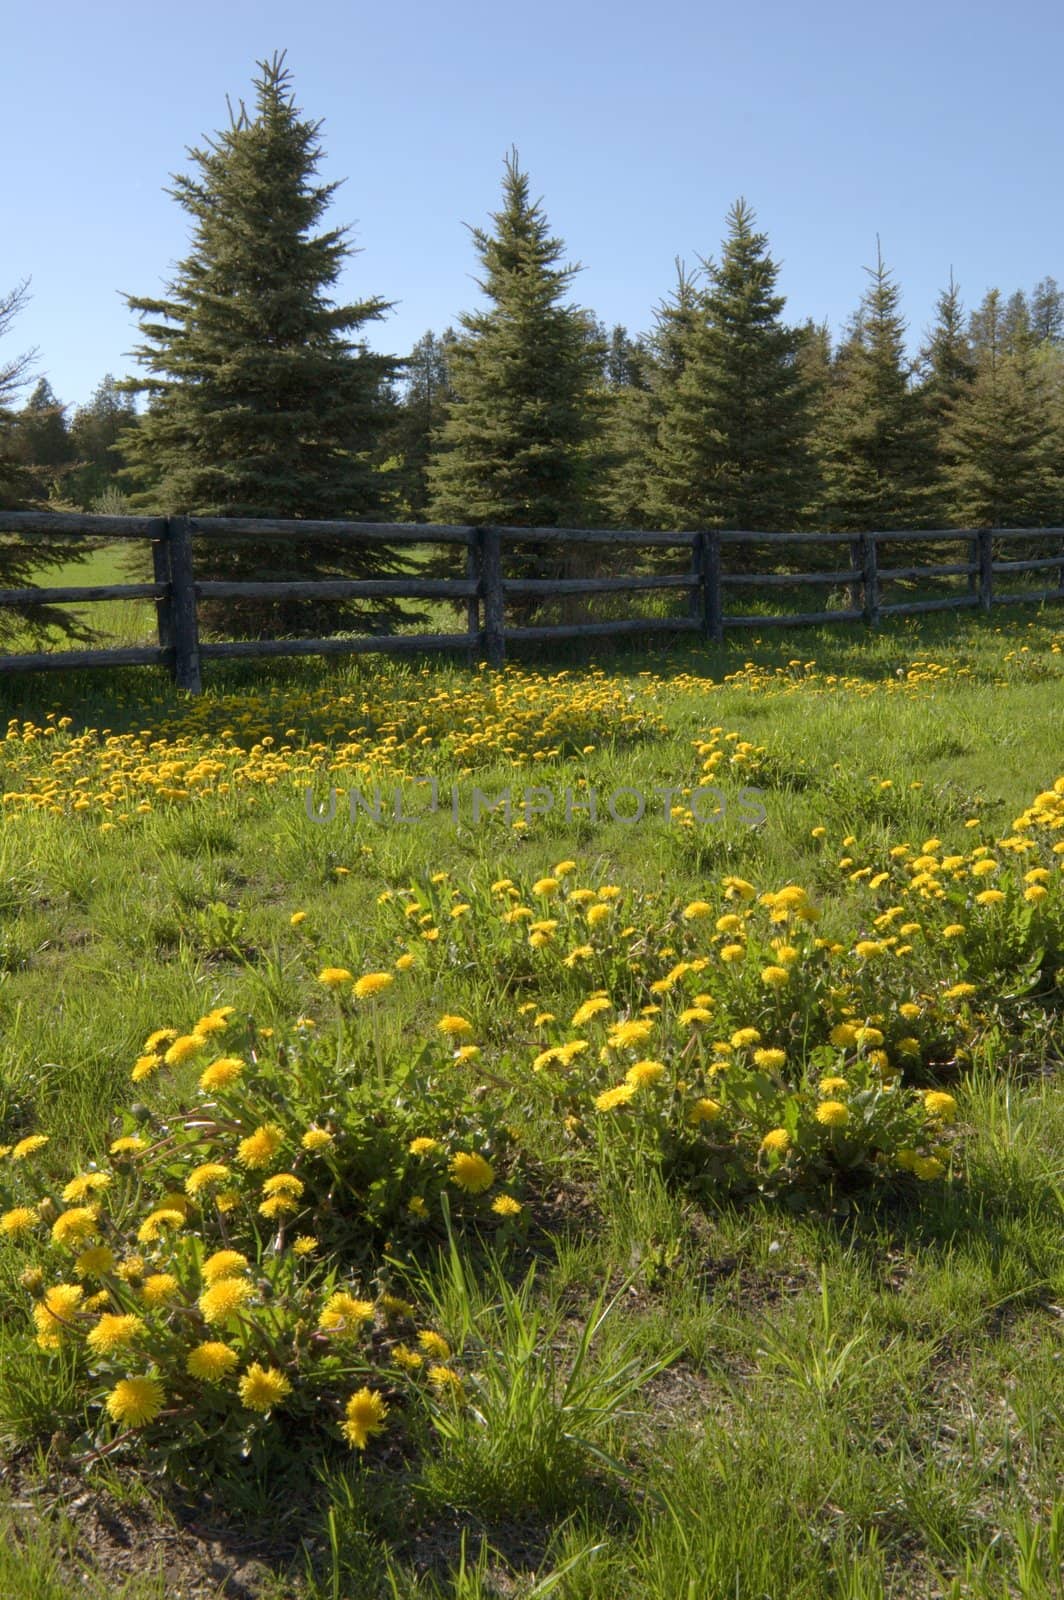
<box><xmin>816</xmin><ymin>243</ymin><xmax>935</xmax><ymax>530</ymax></box>
<box><xmin>597</xmin><ymin>266</ymin><xmax>697</xmax><ymax>532</ymax></box>
<box><xmin>0</xmin><ymin>281</ymin><xmax>90</xmax><ymax>642</ymax></box>
<box><xmin>426</xmin><ymin>149</ymin><xmax>604</xmax><ymax>538</ymax></box>
<box><xmin>13</xmin><ymin>379</ymin><xmax>75</xmax><ymax>502</ymax></box>
<box><xmin>1030</xmin><ymin>277</ymin><xmax>1064</xmax><ymax>345</ymax></box>
<box><xmin>647</xmin><ymin>200</ymin><xmax>815</xmax><ymax>533</ymax></box>
<box><xmin>917</xmin><ymin>275</ymin><xmax>976</xmax><ymax>520</ymax></box>
<box><xmin>944</xmin><ymin>308</ymin><xmax>1056</xmax><ymax>527</ymax></box>
<box><xmin>384</xmin><ymin>329</ymin><xmax>456</xmax><ymax>520</ymax></box>
<box><xmin>120</xmin><ymin>53</ymin><xmax>400</xmax><ymax>638</ymax></box>
<box><xmin>68</xmin><ymin>374</ymin><xmax>139</xmax><ymax>508</ymax></box>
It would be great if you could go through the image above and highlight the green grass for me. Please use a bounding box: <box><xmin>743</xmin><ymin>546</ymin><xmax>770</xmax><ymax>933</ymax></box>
<box><xmin>0</xmin><ymin>608</ymin><xmax>1061</xmax><ymax>1598</ymax></box>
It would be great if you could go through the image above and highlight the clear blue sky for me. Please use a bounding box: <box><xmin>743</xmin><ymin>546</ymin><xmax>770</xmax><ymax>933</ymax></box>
<box><xmin>4</xmin><ymin>0</ymin><xmax>1062</xmax><ymax>411</ymax></box>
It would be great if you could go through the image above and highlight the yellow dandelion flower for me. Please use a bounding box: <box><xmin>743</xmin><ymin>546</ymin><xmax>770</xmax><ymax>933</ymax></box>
<box><xmin>392</xmin><ymin>1343</ymin><xmax>423</xmax><ymax>1371</ymax></box>
<box><xmin>319</xmin><ymin>1292</ymin><xmax>375</xmax><ymax>1337</ymax></box>
<box><xmin>299</xmin><ymin>1127</ymin><xmax>333</xmax><ymax>1153</ymax></box>
<box><xmin>594</xmin><ymin>1084</ymin><xmax>637</xmax><ymax>1112</ymax></box>
<box><xmin>163</xmin><ymin>1034</ymin><xmax>205</xmax><ymax>1068</ymax></box>
<box><xmin>975</xmin><ymin>889</ymin><xmax>1005</xmax><ymax>906</ymax></box>
<box><xmin>87</xmin><ymin>1313</ymin><xmax>145</xmax><ymax>1355</ymax></box>
<box><xmin>141</xmin><ymin>1273</ymin><xmax>179</xmax><ymax>1306</ymax></box>
<box><xmin>32</xmin><ymin>1283</ymin><xmax>84</xmax><ymax>1348</ymax></box>
<box><xmin>11</xmin><ymin>1134</ymin><xmax>49</xmax><ymax>1161</ymax></box>
<box><xmin>201</xmin><ymin>1250</ymin><xmax>249</xmax><ymax>1284</ymax></box>
<box><xmin>760</xmin><ymin>965</ymin><xmax>790</xmax><ymax>988</ymax></box>
<box><xmin>318</xmin><ymin>966</ymin><xmax>354</xmax><ymax>987</ymax></box>
<box><xmin>409</xmin><ymin>1137</ymin><xmax>440</xmax><ymax>1157</ymax></box>
<box><xmin>342</xmin><ymin>1387</ymin><xmax>389</xmax><ymax>1449</ymax></box>
<box><xmin>109</xmin><ymin>1136</ymin><xmax>147</xmax><ymax>1157</ymax></box>
<box><xmin>238</xmin><ymin>1363</ymin><xmax>292</xmax><ymax>1413</ymax></box>
<box><xmin>492</xmin><ymin>1194</ymin><xmax>523</xmax><ymax>1217</ymax></box>
<box><xmin>105</xmin><ymin>1375</ymin><xmax>164</xmax><ymax>1427</ymax></box>
<box><xmin>449</xmin><ymin>1152</ymin><xmax>494</xmax><ymax>1193</ymax></box>
<box><xmin>1</xmin><ymin>1206</ymin><xmax>38</xmax><ymax>1239</ymax></box>
<box><xmin>236</xmin><ymin>1124</ymin><xmax>284</xmax><ymax>1168</ymax></box>
<box><xmin>143</xmin><ymin>1028</ymin><xmax>179</xmax><ymax>1053</ymax></box>
<box><xmin>198</xmin><ymin>1056</ymin><xmax>245</xmax><ymax>1092</ymax></box>
<box><xmin>418</xmin><ymin>1330</ymin><xmax>452</xmax><ymax>1360</ymax></box>
<box><xmin>753</xmin><ymin>1048</ymin><xmax>787</xmax><ymax>1070</ymax></box>
<box><xmin>437</xmin><ymin>1014</ymin><xmax>473</xmax><ymax>1038</ymax></box>
<box><xmin>353</xmin><ymin>972</ymin><xmax>394</xmax><ymax>998</ymax></box>
<box><xmin>186</xmin><ymin>1341</ymin><xmax>239</xmax><ymax>1381</ymax></box>
<box><xmin>688</xmin><ymin>1098</ymin><xmax>722</xmax><ymax>1125</ymax></box>
<box><xmin>74</xmin><ymin>1245</ymin><xmax>115</xmax><ymax>1278</ymax></box>
<box><xmin>943</xmin><ymin>982</ymin><xmax>977</xmax><ymax>1000</ymax></box>
<box><xmin>625</xmin><ymin>1059</ymin><xmax>666</xmax><ymax>1088</ymax></box>
<box><xmin>292</xmin><ymin>1235</ymin><xmax>318</xmax><ymax>1256</ymax></box>
<box><xmin>730</xmin><ymin>1027</ymin><xmax>761</xmax><ymax>1049</ymax></box>
<box><xmin>923</xmin><ymin>1091</ymin><xmax>957</xmax><ymax>1121</ymax></box>
<box><xmin>913</xmin><ymin>1156</ymin><xmax>945</xmax><ymax>1180</ymax></box>
<box><xmin>198</xmin><ymin>1277</ymin><xmax>253</xmax><ymax>1324</ymax></box>
<box><xmin>759</xmin><ymin>1128</ymin><xmax>791</xmax><ymax>1155</ymax></box>
<box><xmin>815</xmin><ymin>1100</ymin><xmax>849</xmax><ymax>1128</ymax></box>
<box><xmin>185</xmin><ymin>1163</ymin><xmax>231</xmax><ymax>1197</ymax></box>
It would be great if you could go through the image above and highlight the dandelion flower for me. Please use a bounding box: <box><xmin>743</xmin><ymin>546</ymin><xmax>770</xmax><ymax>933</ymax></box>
<box><xmin>238</xmin><ymin>1363</ymin><xmax>292</xmax><ymax>1413</ymax></box>
<box><xmin>913</xmin><ymin>1156</ymin><xmax>945</xmax><ymax>1180</ymax></box>
<box><xmin>491</xmin><ymin>1194</ymin><xmax>523</xmax><ymax>1217</ymax></box>
<box><xmin>109</xmin><ymin>1136</ymin><xmax>147</xmax><ymax>1157</ymax></box>
<box><xmin>759</xmin><ymin>1128</ymin><xmax>791</xmax><ymax>1156</ymax></box>
<box><xmin>682</xmin><ymin>901</ymin><xmax>712</xmax><ymax>920</ymax></box>
<box><xmin>594</xmin><ymin>1084</ymin><xmax>637</xmax><ymax>1112</ymax></box>
<box><xmin>392</xmin><ymin>1343</ymin><xmax>423</xmax><ymax>1370</ymax></box>
<box><xmin>437</xmin><ymin>1014</ymin><xmax>473</xmax><ymax>1038</ymax></box>
<box><xmin>1</xmin><ymin>1206</ymin><xmax>38</xmax><ymax>1239</ymax></box>
<box><xmin>163</xmin><ymin>1034</ymin><xmax>205</xmax><ymax>1068</ymax></box>
<box><xmin>818</xmin><ymin>1077</ymin><xmax>849</xmax><ymax>1096</ymax></box>
<box><xmin>625</xmin><ymin>1059</ymin><xmax>665</xmax><ymax>1088</ymax></box>
<box><xmin>87</xmin><ymin>1314</ymin><xmax>146</xmax><ymax>1355</ymax></box>
<box><xmin>449</xmin><ymin>1152</ymin><xmax>494</xmax><ymax>1193</ymax></box>
<box><xmin>730</xmin><ymin>1028</ymin><xmax>761</xmax><ymax>1049</ymax></box>
<box><xmin>427</xmin><ymin>1365</ymin><xmax>465</xmax><ymax>1400</ymax></box>
<box><xmin>11</xmin><ymin>1134</ymin><xmax>49</xmax><ymax>1161</ymax></box>
<box><xmin>137</xmin><ymin>1208</ymin><xmax>185</xmax><ymax>1245</ymax></box>
<box><xmin>32</xmin><ymin>1283</ymin><xmax>84</xmax><ymax>1348</ymax></box>
<box><xmin>199</xmin><ymin>1057</ymin><xmax>244</xmax><ymax>1092</ymax></box>
<box><xmin>923</xmin><ymin>1091</ymin><xmax>957</xmax><ymax>1121</ymax></box>
<box><xmin>301</xmin><ymin>1128</ymin><xmax>334</xmax><ymax>1152</ymax></box>
<box><xmin>318</xmin><ymin>966</ymin><xmax>354</xmax><ymax>988</ymax></box>
<box><xmin>202</xmin><ymin>1250</ymin><xmax>249</xmax><ymax>1284</ymax></box>
<box><xmin>753</xmin><ymin>1048</ymin><xmax>786</xmax><ymax>1070</ymax></box>
<box><xmin>943</xmin><ymin>983</ymin><xmax>976</xmax><ymax>1000</ymax></box>
<box><xmin>237</xmin><ymin>1124</ymin><xmax>284</xmax><ymax>1168</ymax></box>
<box><xmin>186</xmin><ymin>1341</ymin><xmax>239</xmax><ymax>1382</ymax></box>
<box><xmin>185</xmin><ymin>1162</ymin><xmax>231</xmax><ymax>1197</ymax></box>
<box><xmin>292</xmin><ymin>1235</ymin><xmax>318</xmax><ymax>1256</ymax></box>
<box><xmin>62</xmin><ymin>1173</ymin><xmax>112</xmax><ymax>1204</ymax></box>
<box><xmin>816</xmin><ymin>1101</ymin><xmax>850</xmax><ymax>1128</ymax></box>
<box><xmin>408</xmin><ymin>1137</ymin><xmax>440</xmax><ymax>1157</ymax></box>
<box><xmin>688</xmin><ymin>1098</ymin><xmax>722</xmax><ymax>1125</ymax></box>
<box><xmin>353</xmin><ymin>972</ymin><xmax>394</xmax><ymax>998</ymax></box>
<box><xmin>418</xmin><ymin>1330</ymin><xmax>451</xmax><ymax>1360</ymax></box>
<box><xmin>198</xmin><ymin>1277</ymin><xmax>253</xmax><ymax>1324</ymax></box>
<box><xmin>319</xmin><ymin>1292</ymin><xmax>375</xmax><ymax>1337</ymax></box>
<box><xmin>131</xmin><ymin>1054</ymin><xmax>162</xmax><ymax>1083</ymax></box>
<box><xmin>571</xmin><ymin>997</ymin><xmax>612</xmax><ymax>1027</ymax></box>
<box><xmin>74</xmin><ymin>1245</ymin><xmax>115</xmax><ymax>1278</ymax></box>
<box><xmin>105</xmin><ymin>1375</ymin><xmax>164</xmax><ymax>1428</ymax></box>
<box><xmin>141</xmin><ymin>1273</ymin><xmax>179</xmax><ymax>1306</ymax></box>
<box><xmin>342</xmin><ymin>1387</ymin><xmax>389</xmax><ymax>1449</ymax></box>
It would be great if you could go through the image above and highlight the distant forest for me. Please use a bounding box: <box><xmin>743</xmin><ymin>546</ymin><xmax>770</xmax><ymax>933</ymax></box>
<box><xmin>1</xmin><ymin>56</ymin><xmax>1061</xmax><ymax>637</ymax></box>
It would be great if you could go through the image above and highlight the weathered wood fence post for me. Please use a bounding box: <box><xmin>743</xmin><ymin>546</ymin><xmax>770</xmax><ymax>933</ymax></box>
<box><xmin>149</xmin><ymin>516</ymin><xmax>173</xmax><ymax>659</ymax></box>
<box><xmin>465</xmin><ymin>529</ymin><xmax>480</xmax><ymax>666</ymax></box>
<box><xmin>167</xmin><ymin>515</ymin><xmax>202</xmax><ymax>692</ymax></box>
<box><xmin>701</xmin><ymin>530</ymin><xmax>723</xmax><ymax>643</ymax></box>
<box><xmin>479</xmin><ymin>525</ymin><xmax>505</xmax><ymax>668</ymax></box>
<box><xmin>861</xmin><ymin>533</ymin><xmax>880</xmax><ymax>625</ymax></box>
<box><xmin>849</xmin><ymin>537</ymin><xmax>863</xmax><ymax>614</ymax></box>
<box><xmin>978</xmin><ymin>529</ymin><xmax>994</xmax><ymax>612</ymax></box>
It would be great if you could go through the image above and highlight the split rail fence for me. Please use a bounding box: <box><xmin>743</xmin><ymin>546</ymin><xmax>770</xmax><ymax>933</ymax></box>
<box><xmin>1</xmin><ymin>512</ymin><xmax>1063</xmax><ymax>694</ymax></box>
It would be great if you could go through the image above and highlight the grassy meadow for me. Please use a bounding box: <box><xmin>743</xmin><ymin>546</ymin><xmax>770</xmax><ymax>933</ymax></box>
<box><xmin>0</xmin><ymin>606</ymin><xmax>1062</xmax><ymax>1598</ymax></box>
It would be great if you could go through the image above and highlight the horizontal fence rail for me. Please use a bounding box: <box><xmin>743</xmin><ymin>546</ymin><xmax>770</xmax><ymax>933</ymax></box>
<box><xmin>0</xmin><ymin>512</ymin><xmax>1062</xmax><ymax>692</ymax></box>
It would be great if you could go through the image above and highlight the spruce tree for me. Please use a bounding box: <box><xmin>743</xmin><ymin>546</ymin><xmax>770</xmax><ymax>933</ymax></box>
<box><xmin>426</xmin><ymin>150</ymin><xmax>604</xmax><ymax>536</ymax></box>
<box><xmin>944</xmin><ymin>316</ymin><xmax>1055</xmax><ymax>527</ymax></box>
<box><xmin>600</xmin><ymin>264</ymin><xmax>700</xmax><ymax>531</ymax></box>
<box><xmin>647</xmin><ymin>200</ymin><xmax>815</xmax><ymax>533</ymax></box>
<box><xmin>816</xmin><ymin>243</ymin><xmax>934</xmax><ymax>530</ymax></box>
<box><xmin>121</xmin><ymin>53</ymin><xmax>400</xmax><ymax>638</ymax></box>
<box><xmin>0</xmin><ymin>281</ymin><xmax>89</xmax><ymax>642</ymax></box>
<box><xmin>13</xmin><ymin>380</ymin><xmax>75</xmax><ymax>502</ymax></box>
<box><xmin>68</xmin><ymin>374</ymin><xmax>139</xmax><ymax>508</ymax></box>
<box><xmin>384</xmin><ymin>329</ymin><xmax>456</xmax><ymax>520</ymax></box>
<box><xmin>917</xmin><ymin>275</ymin><xmax>976</xmax><ymax>520</ymax></box>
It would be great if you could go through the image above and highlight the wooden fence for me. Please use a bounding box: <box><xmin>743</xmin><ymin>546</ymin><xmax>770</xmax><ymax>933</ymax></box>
<box><xmin>1</xmin><ymin>512</ymin><xmax>1063</xmax><ymax>694</ymax></box>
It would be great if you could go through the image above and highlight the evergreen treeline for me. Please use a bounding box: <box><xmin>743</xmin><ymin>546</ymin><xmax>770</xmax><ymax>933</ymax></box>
<box><xmin>3</xmin><ymin>55</ymin><xmax>1063</xmax><ymax>640</ymax></box>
